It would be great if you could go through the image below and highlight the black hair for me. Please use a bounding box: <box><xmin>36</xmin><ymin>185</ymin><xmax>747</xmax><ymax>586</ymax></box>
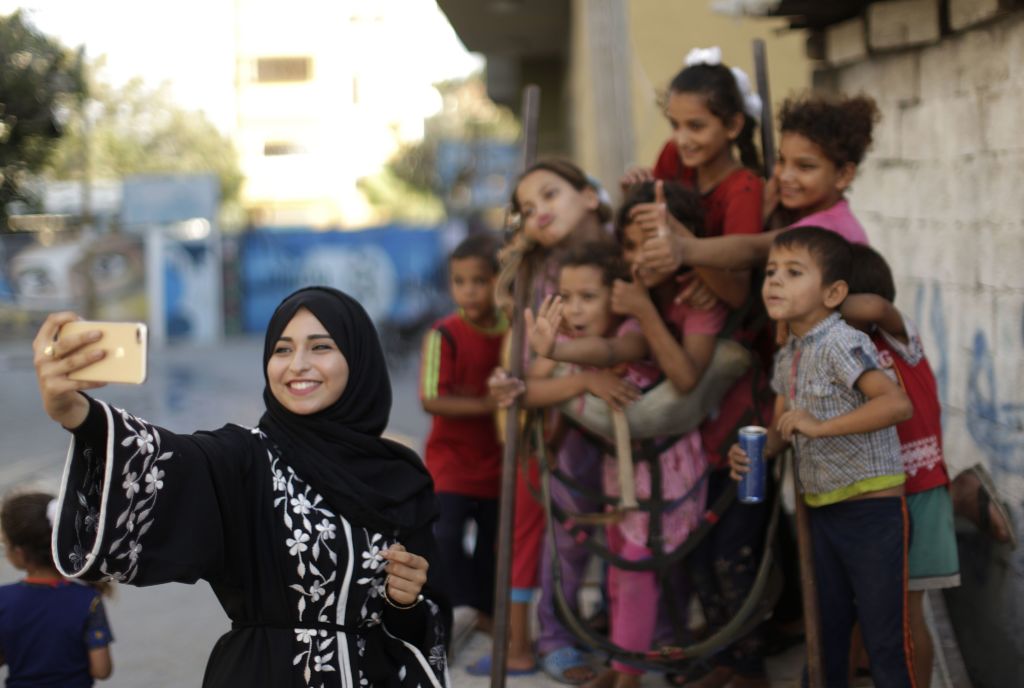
<box><xmin>510</xmin><ymin>158</ymin><xmax>613</xmax><ymax>226</ymax></box>
<box><xmin>772</xmin><ymin>226</ymin><xmax>853</xmax><ymax>286</ymax></box>
<box><xmin>779</xmin><ymin>94</ymin><xmax>881</xmax><ymax>167</ymax></box>
<box><xmin>614</xmin><ymin>180</ymin><xmax>705</xmax><ymax>244</ymax></box>
<box><xmin>450</xmin><ymin>232</ymin><xmax>500</xmax><ymax>274</ymax></box>
<box><xmin>847</xmin><ymin>243</ymin><xmax>896</xmax><ymax>302</ymax></box>
<box><xmin>1</xmin><ymin>491</ymin><xmax>54</xmax><ymax>570</ymax></box>
<box><xmin>558</xmin><ymin>239</ymin><xmax>629</xmax><ymax>287</ymax></box>
<box><xmin>669</xmin><ymin>63</ymin><xmax>761</xmax><ymax>174</ymax></box>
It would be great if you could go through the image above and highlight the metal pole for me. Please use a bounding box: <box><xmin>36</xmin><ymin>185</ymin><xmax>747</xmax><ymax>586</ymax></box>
<box><xmin>489</xmin><ymin>84</ymin><xmax>541</xmax><ymax>688</ymax></box>
<box><xmin>752</xmin><ymin>39</ymin><xmax>776</xmax><ymax>176</ymax></box>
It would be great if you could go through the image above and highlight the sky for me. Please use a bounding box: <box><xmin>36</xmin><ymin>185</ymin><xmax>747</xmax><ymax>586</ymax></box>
<box><xmin>2</xmin><ymin>0</ymin><xmax>483</xmax><ymax>133</ymax></box>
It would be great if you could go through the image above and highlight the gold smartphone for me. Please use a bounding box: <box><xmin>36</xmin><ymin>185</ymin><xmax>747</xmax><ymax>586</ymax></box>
<box><xmin>59</xmin><ymin>321</ymin><xmax>148</xmax><ymax>384</ymax></box>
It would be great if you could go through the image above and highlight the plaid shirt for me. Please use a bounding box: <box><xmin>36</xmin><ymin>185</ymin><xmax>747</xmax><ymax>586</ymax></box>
<box><xmin>771</xmin><ymin>313</ymin><xmax>903</xmax><ymax>499</ymax></box>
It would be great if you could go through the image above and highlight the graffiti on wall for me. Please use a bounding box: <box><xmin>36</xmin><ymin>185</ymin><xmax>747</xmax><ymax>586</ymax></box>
<box><xmin>913</xmin><ymin>281</ymin><xmax>1024</xmax><ymax>481</ymax></box>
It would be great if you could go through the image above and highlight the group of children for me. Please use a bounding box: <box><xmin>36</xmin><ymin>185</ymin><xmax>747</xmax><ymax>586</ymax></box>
<box><xmin>419</xmin><ymin>46</ymin><xmax>963</xmax><ymax>688</ymax></box>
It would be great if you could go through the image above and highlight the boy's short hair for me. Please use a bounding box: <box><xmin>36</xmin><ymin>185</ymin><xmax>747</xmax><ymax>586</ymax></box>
<box><xmin>772</xmin><ymin>226</ymin><xmax>853</xmax><ymax>286</ymax></box>
<box><xmin>847</xmin><ymin>243</ymin><xmax>896</xmax><ymax>302</ymax></box>
<box><xmin>558</xmin><ymin>239</ymin><xmax>629</xmax><ymax>287</ymax></box>
<box><xmin>450</xmin><ymin>232</ymin><xmax>500</xmax><ymax>274</ymax></box>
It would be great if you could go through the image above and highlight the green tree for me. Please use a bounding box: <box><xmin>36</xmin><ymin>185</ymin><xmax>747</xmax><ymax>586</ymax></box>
<box><xmin>45</xmin><ymin>70</ymin><xmax>243</xmax><ymax>208</ymax></box>
<box><xmin>0</xmin><ymin>11</ymin><xmax>86</xmax><ymax>229</ymax></box>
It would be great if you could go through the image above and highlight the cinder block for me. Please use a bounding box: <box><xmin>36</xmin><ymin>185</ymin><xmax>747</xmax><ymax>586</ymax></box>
<box><xmin>988</xmin><ymin>223</ymin><xmax>1024</xmax><ymax>290</ymax></box>
<box><xmin>956</xmin><ymin>27</ymin><xmax>1012</xmax><ymax>89</ymax></box>
<box><xmin>975</xmin><ymin>155</ymin><xmax>1024</xmax><ymax>225</ymax></box>
<box><xmin>867</xmin><ymin>0</ymin><xmax>941</xmax><ymax>50</ymax></box>
<box><xmin>839</xmin><ymin>52</ymin><xmax>920</xmax><ymax>107</ymax></box>
<box><xmin>896</xmin><ymin>99</ymin><xmax>939</xmax><ymax>162</ymax></box>
<box><xmin>950</xmin><ymin>0</ymin><xmax>1006</xmax><ymax>32</ymax></box>
<box><xmin>918</xmin><ymin>37</ymin><xmax>961</xmax><ymax>99</ymax></box>
<box><xmin>826</xmin><ymin>16</ymin><xmax>868</xmax><ymax>66</ymax></box>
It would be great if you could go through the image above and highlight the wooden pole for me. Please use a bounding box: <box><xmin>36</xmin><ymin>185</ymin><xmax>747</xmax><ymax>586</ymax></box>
<box><xmin>489</xmin><ymin>84</ymin><xmax>541</xmax><ymax>688</ymax></box>
<box><xmin>793</xmin><ymin>458</ymin><xmax>825</xmax><ymax>687</ymax></box>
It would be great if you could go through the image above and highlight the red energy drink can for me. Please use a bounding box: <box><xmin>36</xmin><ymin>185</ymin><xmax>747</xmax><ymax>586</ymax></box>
<box><xmin>737</xmin><ymin>426</ymin><xmax>768</xmax><ymax>504</ymax></box>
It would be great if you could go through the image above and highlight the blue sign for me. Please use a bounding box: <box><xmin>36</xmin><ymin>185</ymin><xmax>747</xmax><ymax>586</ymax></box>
<box><xmin>240</xmin><ymin>226</ymin><xmax>448</xmax><ymax>334</ymax></box>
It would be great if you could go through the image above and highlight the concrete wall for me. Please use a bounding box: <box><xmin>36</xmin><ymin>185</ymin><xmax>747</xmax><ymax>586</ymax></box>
<box><xmin>821</xmin><ymin>6</ymin><xmax>1024</xmax><ymax>684</ymax></box>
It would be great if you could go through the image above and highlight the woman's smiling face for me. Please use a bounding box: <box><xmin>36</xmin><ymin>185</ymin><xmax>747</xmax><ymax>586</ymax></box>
<box><xmin>266</xmin><ymin>307</ymin><xmax>350</xmax><ymax>415</ymax></box>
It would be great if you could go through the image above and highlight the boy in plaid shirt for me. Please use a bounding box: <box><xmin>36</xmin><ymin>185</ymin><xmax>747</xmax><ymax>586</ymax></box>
<box><xmin>729</xmin><ymin>227</ymin><xmax>916</xmax><ymax>688</ymax></box>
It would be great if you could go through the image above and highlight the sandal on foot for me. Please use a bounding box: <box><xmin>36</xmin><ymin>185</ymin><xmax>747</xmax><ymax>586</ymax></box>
<box><xmin>540</xmin><ymin>646</ymin><xmax>596</xmax><ymax>685</ymax></box>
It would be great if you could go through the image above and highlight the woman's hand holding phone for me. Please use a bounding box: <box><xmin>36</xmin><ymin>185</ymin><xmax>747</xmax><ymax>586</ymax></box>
<box><xmin>33</xmin><ymin>312</ymin><xmax>107</xmax><ymax>430</ymax></box>
<box><xmin>34</xmin><ymin>314</ymin><xmax>148</xmax><ymax>429</ymax></box>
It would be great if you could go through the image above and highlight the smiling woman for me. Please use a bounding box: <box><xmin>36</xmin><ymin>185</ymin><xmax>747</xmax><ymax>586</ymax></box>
<box><xmin>32</xmin><ymin>286</ymin><xmax>451</xmax><ymax>688</ymax></box>
<box><xmin>267</xmin><ymin>308</ymin><xmax>351</xmax><ymax>416</ymax></box>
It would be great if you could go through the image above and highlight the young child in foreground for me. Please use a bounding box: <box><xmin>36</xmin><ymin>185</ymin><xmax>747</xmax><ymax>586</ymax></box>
<box><xmin>843</xmin><ymin>243</ymin><xmax>960</xmax><ymax>688</ymax></box>
<box><xmin>420</xmin><ymin>232</ymin><xmax>508</xmax><ymax>628</ymax></box>
<box><xmin>0</xmin><ymin>491</ymin><xmax>114</xmax><ymax>686</ymax></box>
<box><xmin>729</xmin><ymin>227</ymin><xmax>917</xmax><ymax>688</ymax></box>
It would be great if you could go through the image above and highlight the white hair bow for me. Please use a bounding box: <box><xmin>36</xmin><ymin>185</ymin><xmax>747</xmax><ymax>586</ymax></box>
<box><xmin>685</xmin><ymin>46</ymin><xmax>722</xmax><ymax>67</ymax></box>
<box><xmin>46</xmin><ymin>498</ymin><xmax>58</xmax><ymax>528</ymax></box>
<box><xmin>729</xmin><ymin>66</ymin><xmax>763</xmax><ymax>120</ymax></box>
<box><xmin>684</xmin><ymin>46</ymin><xmax>763</xmax><ymax>121</ymax></box>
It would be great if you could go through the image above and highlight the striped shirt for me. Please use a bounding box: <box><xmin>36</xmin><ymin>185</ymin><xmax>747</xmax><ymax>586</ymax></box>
<box><xmin>771</xmin><ymin>312</ymin><xmax>905</xmax><ymax>506</ymax></box>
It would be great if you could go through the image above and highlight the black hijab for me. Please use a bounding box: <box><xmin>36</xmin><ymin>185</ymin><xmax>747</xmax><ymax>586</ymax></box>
<box><xmin>258</xmin><ymin>286</ymin><xmax>437</xmax><ymax>538</ymax></box>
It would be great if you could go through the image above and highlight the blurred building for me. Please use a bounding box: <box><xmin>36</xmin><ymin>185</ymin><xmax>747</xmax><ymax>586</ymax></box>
<box><xmin>437</xmin><ymin>0</ymin><xmax>810</xmax><ymax>201</ymax></box>
<box><xmin>233</xmin><ymin>0</ymin><xmax>450</xmax><ymax>228</ymax></box>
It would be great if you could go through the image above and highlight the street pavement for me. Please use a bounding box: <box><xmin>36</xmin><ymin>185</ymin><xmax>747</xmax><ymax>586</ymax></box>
<box><xmin>0</xmin><ymin>335</ymin><xmax>808</xmax><ymax>686</ymax></box>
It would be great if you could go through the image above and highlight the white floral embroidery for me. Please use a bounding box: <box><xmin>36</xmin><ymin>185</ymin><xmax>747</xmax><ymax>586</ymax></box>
<box><xmin>270</xmin><ymin>451</ymin><xmax>339</xmax><ymax>686</ymax></box>
<box><xmin>93</xmin><ymin>408</ymin><xmax>173</xmax><ymax>582</ymax></box>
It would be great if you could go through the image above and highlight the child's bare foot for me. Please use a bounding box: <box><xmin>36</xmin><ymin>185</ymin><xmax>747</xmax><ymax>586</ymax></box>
<box><xmin>507</xmin><ymin>652</ymin><xmax>536</xmax><ymax>673</ymax></box>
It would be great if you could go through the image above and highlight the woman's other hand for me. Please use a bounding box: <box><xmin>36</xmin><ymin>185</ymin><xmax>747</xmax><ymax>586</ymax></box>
<box><xmin>381</xmin><ymin>543</ymin><xmax>428</xmax><ymax>606</ymax></box>
<box><xmin>33</xmin><ymin>312</ymin><xmax>106</xmax><ymax>429</ymax></box>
